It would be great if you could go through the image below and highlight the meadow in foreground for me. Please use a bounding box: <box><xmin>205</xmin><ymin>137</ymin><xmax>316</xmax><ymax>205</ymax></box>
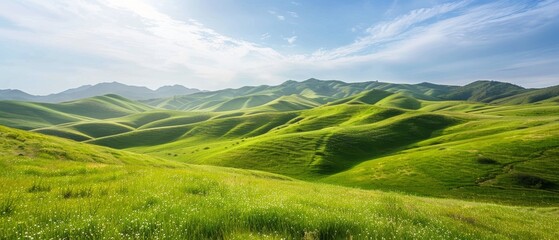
<box><xmin>1</xmin><ymin>126</ymin><xmax>558</xmax><ymax>239</ymax></box>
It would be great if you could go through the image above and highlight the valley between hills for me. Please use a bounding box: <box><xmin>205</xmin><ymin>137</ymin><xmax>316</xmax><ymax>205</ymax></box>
<box><xmin>1</xmin><ymin>78</ymin><xmax>558</xmax><ymax>239</ymax></box>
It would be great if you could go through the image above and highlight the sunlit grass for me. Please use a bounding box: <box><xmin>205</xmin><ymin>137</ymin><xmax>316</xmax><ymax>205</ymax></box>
<box><xmin>2</xmin><ymin>162</ymin><xmax>559</xmax><ymax>239</ymax></box>
<box><xmin>1</xmin><ymin>125</ymin><xmax>559</xmax><ymax>239</ymax></box>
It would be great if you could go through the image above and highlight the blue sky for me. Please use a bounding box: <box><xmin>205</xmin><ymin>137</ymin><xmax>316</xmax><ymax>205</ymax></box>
<box><xmin>0</xmin><ymin>0</ymin><xmax>558</xmax><ymax>94</ymax></box>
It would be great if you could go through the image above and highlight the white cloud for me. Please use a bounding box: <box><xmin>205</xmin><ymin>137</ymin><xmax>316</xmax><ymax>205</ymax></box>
<box><xmin>285</xmin><ymin>36</ymin><xmax>297</xmax><ymax>45</ymax></box>
<box><xmin>260</xmin><ymin>32</ymin><xmax>271</xmax><ymax>40</ymax></box>
<box><xmin>309</xmin><ymin>1</ymin><xmax>469</xmax><ymax>61</ymax></box>
<box><xmin>268</xmin><ymin>10</ymin><xmax>285</xmax><ymax>21</ymax></box>
<box><xmin>0</xmin><ymin>0</ymin><xmax>285</xmax><ymax>89</ymax></box>
<box><xmin>0</xmin><ymin>0</ymin><xmax>558</xmax><ymax>91</ymax></box>
<box><xmin>288</xmin><ymin>11</ymin><xmax>298</xmax><ymax>18</ymax></box>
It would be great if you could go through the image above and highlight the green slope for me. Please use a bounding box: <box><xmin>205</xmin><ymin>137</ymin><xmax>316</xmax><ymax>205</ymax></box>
<box><xmin>33</xmin><ymin>128</ymin><xmax>93</xmax><ymax>141</ymax></box>
<box><xmin>34</xmin><ymin>121</ymin><xmax>135</xmax><ymax>139</ymax></box>
<box><xmin>375</xmin><ymin>93</ymin><xmax>422</xmax><ymax>109</ymax></box>
<box><xmin>127</xmin><ymin>104</ymin><xmax>457</xmax><ymax>177</ymax></box>
<box><xmin>0</xmin><ymin>94</ymin><xmax>153</xmax><ymax>130</ymax></box>
<box><xmin>2</xmin><ymin>81</ymin><xmax>559</xmax><ymax>206</ymax></box>
<box><xmin>0</xmin><ymin>125</ymin><xmax>176</xmax><ymax>167</ymax></box>
<box><xmin>328</xmin><ymin>89</ymin><xmax>394</xmax><ymax>105</ymax></box>
<box><xmin>120</xmin><ymin>100</ymin><xmax>559</xmax><ymax>204</ymax></box>
<box><xmin>114</xmin><ymin>111</ymin><xmax>176</xmax><ymax>128</ymax></box>
<box><xmin>174</xmin><ymin>111</ymin><xmax>458</xmax><ymax>178</ymax></box>
<box><xmin>443</xmin><ymin>80</ymin><xmax>525</xmax><ymax>102</ymax></box>
<box><xmin>252</xmin><ymin>94</ymin><xmax>320</xmax><ymax>112</ymax></box>
<box><xmin>213</xmin><ymin>94</ymin><xmax>277</xmax><ymax>111</ymax></box>
<box><xmin>89</xmin><ymin>112</ymin><xmax>299</xmax><ymax>149</ymax></box>
<box><xmin>1</xmin><ymin>125</ymin><xmax>559</xmax><ymax>239</ymax></box>
<box><xmin>492</xmin><ymin>85</ymin><xmax>559</xmax><ymax>104</ymax></box>
<box><xmin>15</xmin><ymin>92</ymin><xmax>555</xmax><ymax>205</ymax></box>
<box><xmin>143</xmin><ymin>78</ymin><xmax>457</xmax><ymax>111</ymax></box>
<box><xmin>0</xmin><ymin>101</ymin><xmax>86</xmax><ymax>130</ymax></box>
<box><xmin>323</xmin><ymin>117</ymin><xmax>559</xmax><ymax>204</ymax></box>
<box><xmin>44</xmin><ymin>94</ymin><xmax>153</xmax><ymax>119</ymax></box>
<box><xmin>143</xmin><ymin>79</ymin><xmax>559</xmax><ymax>112</ymax></box>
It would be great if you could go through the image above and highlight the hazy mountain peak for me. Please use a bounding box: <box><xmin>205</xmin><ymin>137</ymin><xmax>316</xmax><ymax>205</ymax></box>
<box><xmin>0</xmin><ymin>82</ymin><xmax>201</xmax><ymax>103</ymax></box>
<box><xmin>156</xmin><ymin>84</ymin><xmax>190</xmax><ymax>91</ymax></box>
<box><xmin>0</xmin><ymin>89</ymin><xmax>37</xmax><ymax>101</ymax></box>
<box><xmin>281</xmin><ymin>80</ymin><xmax>298</xmax><ymax>85</ymax></box>
<box><xmin>304</xmin><ymin>78</ymin><xmax>320</xmax><ymax>82</ymax></box>
<box><xmin>445</xmin><ymin>80</ymin><xmax>526</xmax><ymax>102</ymax></box>
<box><xmin>465</xmin><ymin>80</ymin><xmax>523</xmax><ymax>88</ymax></box>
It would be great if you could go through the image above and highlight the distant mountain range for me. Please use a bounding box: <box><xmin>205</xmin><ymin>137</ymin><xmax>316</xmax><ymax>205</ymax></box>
<box><xmin>0</xmin><ymin>82</ymin><xmax>200</xmax><ymax>102</ymax></box>
<box><xmin>1</xmin><ymin>79</ymin><xmax>558</xmax><ymax>107</ymax></box>
<box><xmin>144</xmin><ymin>78</ymin><xmax>559</xmax><ymax>111</ymax></box>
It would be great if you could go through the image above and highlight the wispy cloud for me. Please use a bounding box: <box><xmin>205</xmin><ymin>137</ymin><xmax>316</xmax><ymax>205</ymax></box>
<box><xmin>268</xmin><ymin>10</ymin><xmax>285</xmax><ymax>21</ymax></box>
<box><xmin>0</xmin><ymin>0</ymin><xmax>558</xmax><ymax>91</ymax></box>
<box><xmin>298</xmin><ymin>0</ymin><xmax>559</xmax><ymax>85</ymax></box>
<box><xmin>309</xmin><ymin>1</ymin><xmax>470</xmax><ymax>61</ymax></box>
<box><xmin>0</xmin><ymin>0</ymin><xmax>285</xmax><ymax>88</ymax></box>
<box><xmin>285</xmin><ymin>36</ymin><xmax>297</xmax><ymax>45</ymax></box>
<box><xmin>288</xmin><ymin>11</ymin><xmax>298</xmax><ymax>18</ymax></box>
<box><xmin>260</xmin><ymin>32</ymin><xmax>271</xmax><ymax>40</ymax></box>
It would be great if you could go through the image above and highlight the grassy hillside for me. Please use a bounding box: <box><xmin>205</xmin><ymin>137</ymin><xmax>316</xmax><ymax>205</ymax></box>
<box><xmin>0</xmin><ymin>94</ymin><xmax>152</xmax><ymax>130</ymax></box>
<box><xmin>4</xmin><ymin>90</ymin><xmax>557</xmax><ymax>205</ymax></box>
<box><xmin>2</xmin><ymin>81</ymin><xmax>559</xmax><ymax>207</ymax></box>
<box><xmin>33</xmin><ymin>127</ymin><xmax>93</xmax><ymax>141</ymax></box>
<box><xmin>120</xmin><ymin>99</ymin><xmax>558</xmax><ymax>205</ymax></box>
<box><xmin>492</xmin><ymin>85</ymin><xmax>559</xmax><ymax>104</ymax></box>
<box><xmin>1</xmin><ymin>125</ymin><xmax>558</xmax><ymax>239</ymax></box>
<box><xmin>443</xmin><ymin>80</ymin><xmax>525</xmax><ymax>102</ymax></box>
<box><xmin>143</xmin><ymin>79</ymin><xmax>559</xmax><ymax>111</ymax></box>
<box><xmin>44</xmin><ymin>94</ymin><xmax>153</xmax><ymax>119</ymax></box>
<box><xmin>323</xmin><ymin>116</ymin><xmax>559</xmax><ymax>204</ymax></box>
<box><xmin>143</xmin><ymin>78</ymin><xmax>460</xmax><ymax>111</ymax></box>
<box><xmin>89</xmin><ymin>112</ymin><xmax>299</xmax><ymax>149</ymax></box>
<box><xmin>0</xmin><ymin>101</ymin><xmax>86</xmax><ymax>130</ymax></box>
<box><xmin>375</xmin><ymin>93</ymin><xmax>422</xmax><ymax>109</ymax></box>
<box><xmin>328</xmin><ymin>89</ymin><xmax>394</xmax><ymax>105</ymax></box>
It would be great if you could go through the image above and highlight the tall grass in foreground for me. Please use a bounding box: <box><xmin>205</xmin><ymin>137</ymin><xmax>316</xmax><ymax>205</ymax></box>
<box><xmin>1</xmin><ymin>162</ymin><xmax>558</xmax><ymax>239</ymax></box>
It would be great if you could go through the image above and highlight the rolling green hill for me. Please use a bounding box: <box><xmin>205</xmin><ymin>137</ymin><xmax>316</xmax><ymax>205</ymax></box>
<box><xmin>44</xmin><ymin>94</ymin><xmax>153</xmax><ymax>119</ymax></box>
<box><xmin>443</xmin><ymin>80</ymin><xmax>525</xmax><ymax>102</ymax></box>
<box><xmin>492</xmin><ymin>85</ymin><xmax>559</xmax><ymax>104</ymax></box>
<box><xmin>1</xmin><ymin>79</ymin><xmax>559</xmax><ymax>207</ymax></box>
<box><xmin>142</xmin><ymin>79</ymin><xmax>559</xmax><ymax>112</ymax></box>
<box><xmin>323</xmin><ymin>115</ymin><xmax>559</xmax><ymax>203</ymax></box>
<box><xmin>120</xmin><ymin>100</ymin><xmax>559</xmax><ymax>205</ymax></box>
<box><xmin>1</xmin><ymin>125</ymin><xmax>559</xmax><ymax>239</ymax></box>
<box><xmin>142</xmin><ymin>78</ymin><xmax>459</xmax><ymax>111</ymax></box>
<box><xmin>0</xmin><ymin>94</ymin><xmax>153</xmax><ymax>130</ymax></box>
<box><xmin>0</xmin><ymin>101</ymin><xmax>86</xmax><ymax>130</ymax></box>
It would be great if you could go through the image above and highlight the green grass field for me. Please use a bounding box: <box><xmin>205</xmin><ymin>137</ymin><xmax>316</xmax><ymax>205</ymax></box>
<box><xmin>1</xmin><ymin>126</ymin><xmax>558</xmax><ymax>239</ymax></box>
<box><xmin>1</xmin><ymin>80</ymin><xmax>559</xmax><ymax>238</ymax></box>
